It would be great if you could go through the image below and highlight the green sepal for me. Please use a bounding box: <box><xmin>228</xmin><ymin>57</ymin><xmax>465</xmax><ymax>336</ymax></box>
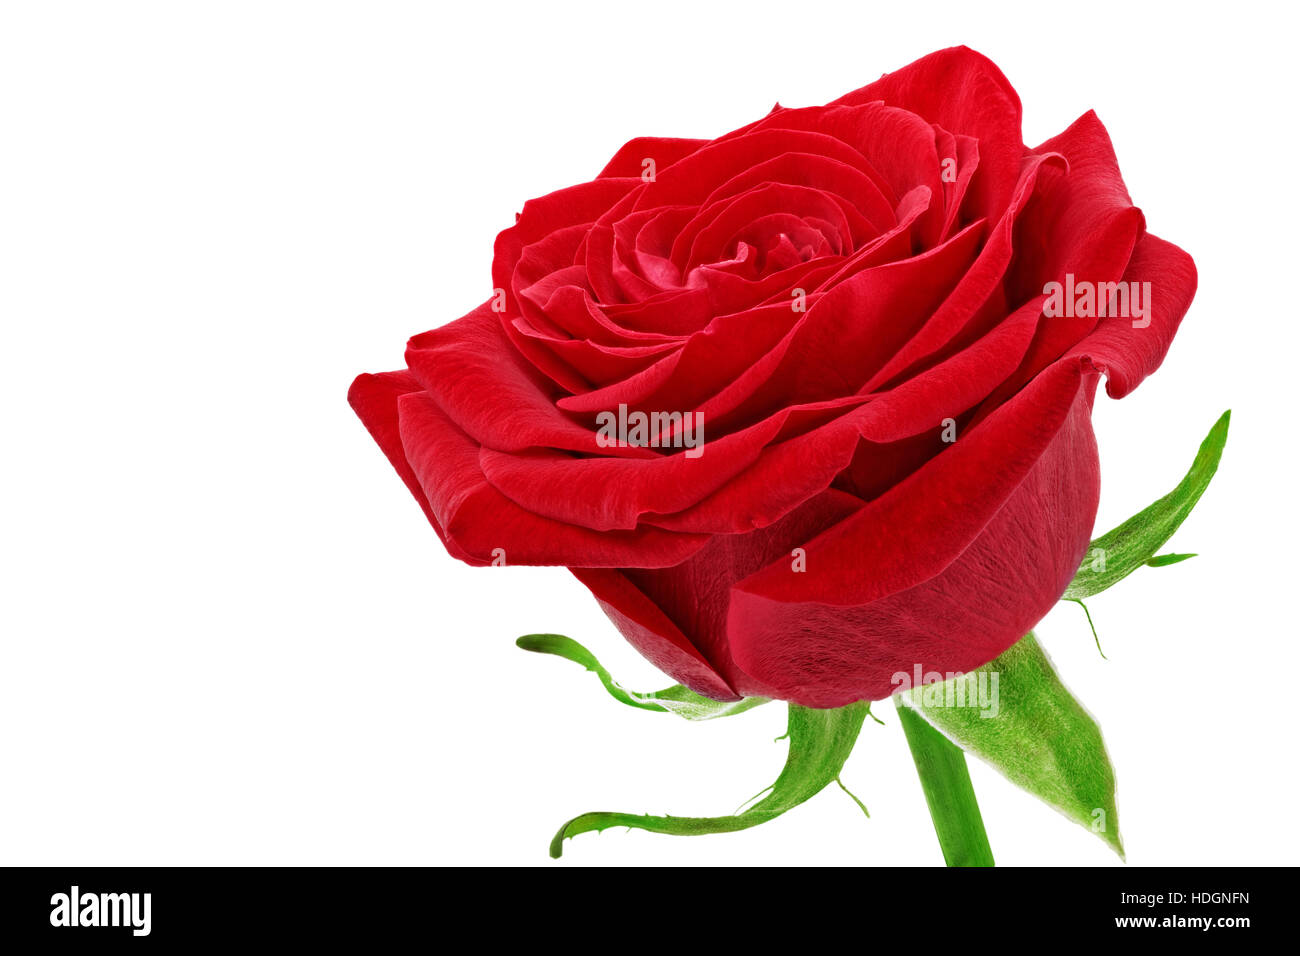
<box><xmin>516</xmin><ymin>633</ymin><xmax>768</xmax><ymax>720</ymax></box>
<box><xmin>549</xmin><ymin>701</ymin><xmax>869</xmax><ymax>858</ymax></box>
<box><xmin>1065</xmin><ymin>410</ymin><xmax>1229</xmax><ymax>600</ymax></box>
<box><xmin>899</xmin><ymin>633</ymin><xmax>1123</xmax><ymax>857</ymax></box>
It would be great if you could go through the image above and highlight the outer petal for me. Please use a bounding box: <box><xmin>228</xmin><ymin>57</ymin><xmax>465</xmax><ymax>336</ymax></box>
<box><xmin>598</xmin><ymin>136</ymin><xmax>707</xmax><ymax>179</ymax></box>
<box><xmin>405</xmin><ymin>303</ymin><xmax>653</xmax><ymax>457</ymax></box>
<box><xmin>831</xmin><ymin>46</ymin><xmax>1024</xmax><ymax>223</ymax></box>
<box><xmin>726</xmin><ymin>357</ymin><xmax>1102</xmax><ymax>706</ymax></box>
<box><xmin>570</xmin><ymin>567</ymin><xmax>740</xmax><ymax>701</ymax></box>
<box><xmin>573</xmin><ymin>489</ymin><xmax>865</xmax><ymax>700</ymax></box>
<box><xmin>1066</xmin><ymin>232</ymin><xmax>1197</xmax><ymax>398</ymax></box>
<box><xmin>973</xmin><ymin>111</ymin><xmax>1144</xmax><ymax>415</ymax></box>
<box><xmin>347</xmin><ymin>369</ymin><xmax>443</xmax><ymax>537</ymax></box>
<box><xmin>395</xmin><ymin>390</ymin><xmax>708</xmax><ymax>568</ymax></box>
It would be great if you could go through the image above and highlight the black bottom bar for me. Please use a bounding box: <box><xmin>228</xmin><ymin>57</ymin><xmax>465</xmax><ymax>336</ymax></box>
<box><xmin>0</xmin><ymin>865</ymin><xmax>1278</xmax><ymax>944</ymax></box>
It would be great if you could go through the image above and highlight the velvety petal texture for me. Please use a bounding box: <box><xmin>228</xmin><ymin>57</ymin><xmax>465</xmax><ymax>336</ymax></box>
<box><xmin>349</xmin><ymin>47</ymin><xmax>1197</xmax><ymax>706</ymax></box>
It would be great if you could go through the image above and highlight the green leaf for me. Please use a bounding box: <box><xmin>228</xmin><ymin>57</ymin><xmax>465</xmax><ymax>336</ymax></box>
<box><xmin>1146</xmin><ymin>552</ymin><xmax>1196</xmax><ymax>568</ymax></box>
<box><xmin>1064</xmin><ymin>410</ymin><xmax>1229</xmax><ymax>600</ymax></box>
<box><xmin>550</xmin><ymin>702</ymin><xmax>869</xmax><ymax>858</ymax></box>
<box><xmin>899</xmin><ymin>633</ymin><xmax>1123</xmax><ymax>857</ymax></box>
<box><xmin>516</xmin><ymin>633</ymin><xmax>768</xmax><ymax>720</ymax></box>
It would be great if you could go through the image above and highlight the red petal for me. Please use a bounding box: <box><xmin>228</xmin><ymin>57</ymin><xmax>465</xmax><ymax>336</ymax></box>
<box><xmin>396</xmin><ymin>390</ymin><xmax>708</xmax><ymax>567</ymax></box>
<box><xmin>726</xmin><ymin>357</ymin><xmax>1101</xmax><ymax>705</ymax></box>
<box><xmin>1068</xmin><ymin>232</ymin><xmax>1197</xmax><ymax>398</ymax></box>
<box><xmin>831</xmin><ymin>46</ymin><xmax>1024</xmax><ymax>222</ymax></box>
<box><xmin>347</xmin><ymin>370</ymin><xmax>443</xmax><ymax>538</ymax></box>
<box><xmin>570</xmin><ymin>567</ymin><xmax>740</xmax><ymax>701</ymax></box>
<box><xmin>575</xmin><ymin>489</ymin><xmax>865</xmax><ymax>700</ymax></box>
<box><xmin>405</xmin><ymin>303</ymin><xmax>652</xmax><ymax>458</ymax></box>
<box><xmin>598</xmin><ymin>136</ymin><xmax>707</xmax><ymax>179</ymax></box>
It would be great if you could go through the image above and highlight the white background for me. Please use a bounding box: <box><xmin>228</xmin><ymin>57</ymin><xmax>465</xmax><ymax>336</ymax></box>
<box><xmin>2</xmin><ymin>1</ymin><xmax>1295</xmax><ymax>866</ymax></box>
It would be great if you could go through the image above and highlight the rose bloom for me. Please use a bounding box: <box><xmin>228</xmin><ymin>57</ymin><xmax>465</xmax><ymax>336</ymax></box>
<box><xmin>349</xmin><ymin>47</ymin><xmax>1195</xmax><ymax>708</ymax></box>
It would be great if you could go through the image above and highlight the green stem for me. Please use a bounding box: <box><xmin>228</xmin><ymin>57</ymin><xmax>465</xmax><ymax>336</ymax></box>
<box><xmin>895</xmin><ymin>699</ymin><xmax>995</xmax><ymax>867</ymax></box>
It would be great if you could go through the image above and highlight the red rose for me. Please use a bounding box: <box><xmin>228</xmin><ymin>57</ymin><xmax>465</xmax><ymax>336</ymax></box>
<box><xmin>349</xmin><ymin>47</ymin><xmax>1195</xmax><ymax>708</ymax></box>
